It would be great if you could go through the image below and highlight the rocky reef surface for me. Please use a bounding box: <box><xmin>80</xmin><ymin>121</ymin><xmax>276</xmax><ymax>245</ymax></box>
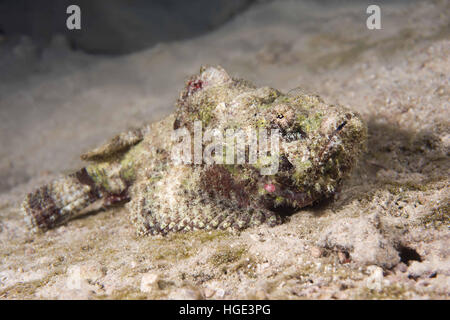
<box><xmin>0</xmin><ymin>0</ymin><xmax>448</xmax><ymax>299</ymax></box>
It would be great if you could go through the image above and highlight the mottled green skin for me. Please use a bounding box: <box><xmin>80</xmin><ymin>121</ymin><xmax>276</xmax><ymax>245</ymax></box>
<box><xmin>22</xmin><ymin>66</ymin><xmax>366</xmax><ymax>235</ymax></box>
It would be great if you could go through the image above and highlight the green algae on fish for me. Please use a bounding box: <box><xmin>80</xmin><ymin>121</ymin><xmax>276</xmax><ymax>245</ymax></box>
<box><xmin>22</xmin><ymin>66</ymin><xmax>367</xmax><ymax>235</ymax></box>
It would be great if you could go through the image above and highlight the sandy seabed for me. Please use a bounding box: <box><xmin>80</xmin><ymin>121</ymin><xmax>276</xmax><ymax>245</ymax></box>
<box><xmin>0</xmin><ymin>0</ymin><xmax>449</xmax><ymax>299</ymax></box>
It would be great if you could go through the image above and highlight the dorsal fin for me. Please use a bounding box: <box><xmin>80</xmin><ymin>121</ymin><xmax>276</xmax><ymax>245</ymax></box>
<box><xmin>81</xmin><ymin>128</ymin><xmax>145</xmax><ymax>161</ymax></box>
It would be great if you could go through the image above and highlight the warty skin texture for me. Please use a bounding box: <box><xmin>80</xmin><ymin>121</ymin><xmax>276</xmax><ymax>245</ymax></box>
<box><xmin>22</xmin><ymin>66</ymin><xmax>367</xmax><ymax>235</ymax></box>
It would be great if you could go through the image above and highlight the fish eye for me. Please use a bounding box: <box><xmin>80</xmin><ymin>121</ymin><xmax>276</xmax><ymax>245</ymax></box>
<box><xmin>276</xmin><ymin>114</ymin><xmax>284</xmax><ymax>119</ymax></box>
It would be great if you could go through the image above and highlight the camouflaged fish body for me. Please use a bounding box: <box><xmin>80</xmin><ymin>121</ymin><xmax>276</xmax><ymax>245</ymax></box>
<box><xmin>22</xmin><ymin>66</ymin><xmax>367</xmax><ymax>235</ymax></box>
